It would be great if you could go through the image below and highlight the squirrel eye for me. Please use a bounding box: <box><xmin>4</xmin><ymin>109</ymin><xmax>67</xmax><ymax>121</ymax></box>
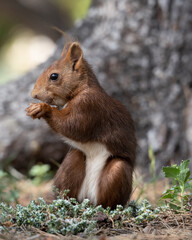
<box><xmin>50</xmin><ymin>73</ymin><xmax>59</xmax><ymax>80</ymax></box>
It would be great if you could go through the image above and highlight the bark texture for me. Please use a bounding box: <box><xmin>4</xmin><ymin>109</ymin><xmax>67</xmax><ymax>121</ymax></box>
<box><xmin>0</xmin><ymin>0</ymin><xmax>192</xmax><ymax>173</ymax></box>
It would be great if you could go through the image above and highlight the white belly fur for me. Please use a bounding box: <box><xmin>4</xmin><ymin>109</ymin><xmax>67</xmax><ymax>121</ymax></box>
<box><xmin>63</xmin><ymin>137</ymin><xmax>111</xmax><ymax>205</ymax></box>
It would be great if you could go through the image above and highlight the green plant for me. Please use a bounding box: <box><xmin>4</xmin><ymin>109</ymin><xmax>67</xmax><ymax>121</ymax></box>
<box><xmin>1</xmin><ymin>160</ymin><xmax>191</xmax><ymax>237</ymax></box>
<box><xmin>0</xmin><ymin>169</ymin><xmax>20</xmax><ymax>204</ymax></box>
<box><xmin>0</xmin><ymin>190</ymin><xmax>160</xmax><ymax>236</ymax></box>
<box><xmin>148</xmin><ymin>146</ymin><xmax>158</xmax><ymax>200</ymax></box>
<box><xmin>55</xmin><ymin>0</ymin><xmax>91</xmax><ymax>21</ymax></box>
<box><xmin>160</xmin><ymin>159</ymin><xmax>192</xmax><ymax>211</ymax></box>
<box><xmin>29</xmin><ymin>164</ymin><xmax>53</xmax><ymax>185</ymax></box>
<box><xmin>148</xmin><ymin>146</ymin><xmax>156</xmax><ymax>181</ymax></box>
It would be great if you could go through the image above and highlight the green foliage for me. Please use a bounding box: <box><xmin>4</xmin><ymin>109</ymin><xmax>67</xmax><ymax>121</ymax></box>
<box><xmin>0</xmin><ymin>170</ymin><xmax>20</xmax><ymax>204</ymax></box>
<box><xmin>111</xmin><ymin>200</ymin><xmax>159</xmax><ymax>225</ymax></box>
<box><xmin>0</xmin><ymin>192</ymin><xmax>159</xmax><ymax>236</ymax></box>
<box><xmin>29</xmin><ymin>164</ymin><xmax>53</xmax><ymax>185</ymax></box>
<box><xmin>55</xmin><ymin>0</ymin><xmax>91</xmax><ymax>21</ymax></box>
<box><xmin>148</xmin><ymin>145</ymin><xmax>156</xmax><ymax>180</ymax></box>
<box><xmin>0</xmin><ymin>160</ymin><xmax>191</xmax><ymax>236</ymax></box>
<box><xmin>134</xmin><ymin>200</ymin><xmax>160</xmax><ymax>224</ymax></box>
<box><xmin>161</xmin><ymin>160</ymin><xmax>192</xmax><ymax>211</ymax></box>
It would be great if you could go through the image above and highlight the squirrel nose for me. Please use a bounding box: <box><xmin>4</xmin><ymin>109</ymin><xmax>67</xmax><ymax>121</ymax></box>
<box><xmin>31</xmin><ymin>91</ymin><xmax>38</xmax><ymax>99</ymax></box>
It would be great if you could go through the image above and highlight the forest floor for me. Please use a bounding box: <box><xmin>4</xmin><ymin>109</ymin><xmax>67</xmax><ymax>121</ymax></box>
<box><xmin>1</xmin><ymin>210</ymin><xmax>192</xmax><ymax>240</ymax></box>
<box><xmin>0</xmin><ymin>177</ymin><xmax>192</xmax><ymax>240</ymax></box>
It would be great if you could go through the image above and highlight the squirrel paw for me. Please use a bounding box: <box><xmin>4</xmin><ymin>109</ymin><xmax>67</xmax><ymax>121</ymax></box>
<box><xmin>25</xmin><ymin>103</ymin><xmax>51</xmax><ymax>119</ymax></box>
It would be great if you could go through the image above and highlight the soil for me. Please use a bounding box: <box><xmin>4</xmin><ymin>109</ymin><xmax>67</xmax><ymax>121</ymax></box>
<box><xmin>0</xmin><ymin>224</ymin><xmax>192</xmax><ymax>240</ymax></box>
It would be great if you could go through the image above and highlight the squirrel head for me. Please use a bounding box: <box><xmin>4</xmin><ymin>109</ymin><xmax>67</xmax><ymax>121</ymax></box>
<box><xmin>31</xmin><ymin>41</ymin><xmax>85</xmax><ymax>107</ymax></box>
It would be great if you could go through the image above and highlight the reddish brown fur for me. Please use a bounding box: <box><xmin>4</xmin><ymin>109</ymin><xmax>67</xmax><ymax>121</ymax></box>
<box><xmin>98</xmin><ymin>158</ymin><xmax>132</xmax><ymax>209</ymax></box>
<box><xmin>54</xmin><ymin>149</ymin><xmax>86</xmax><ymax>198</ymax></box>
<box><xmin>26</xmin><ymin>41</ymin><xmax>137</xmax><ymax>209</ymax></box>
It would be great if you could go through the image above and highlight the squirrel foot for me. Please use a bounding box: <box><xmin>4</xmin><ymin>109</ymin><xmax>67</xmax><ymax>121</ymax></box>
<box><xmin>25</xmin><ymin>103</ymin><xmax>52</xmax><ymax>119</ymax></box>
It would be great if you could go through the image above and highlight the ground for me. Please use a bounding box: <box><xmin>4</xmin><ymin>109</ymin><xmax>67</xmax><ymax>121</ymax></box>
<box><xmin>0</xmin><ymin>174</ymin><xmax>192</xmax><ymax>240</ymax></box>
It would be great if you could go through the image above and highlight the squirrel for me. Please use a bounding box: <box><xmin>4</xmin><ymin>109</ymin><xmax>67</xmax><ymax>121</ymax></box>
<box><xmin>26</xmin><ymin>41</ymin><xmax>137</xmax><ymax>209</ymax></box>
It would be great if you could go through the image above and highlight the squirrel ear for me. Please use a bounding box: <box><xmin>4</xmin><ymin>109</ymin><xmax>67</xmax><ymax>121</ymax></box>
<box><xmin>65</xmin><ymin>42</ymin><xmax>83</xmax><ymax>71</ymax></box>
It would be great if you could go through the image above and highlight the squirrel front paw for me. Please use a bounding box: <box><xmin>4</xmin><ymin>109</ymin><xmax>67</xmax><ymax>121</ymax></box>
<box><xmin>25</xmin><ymin>103</ymin><xmax>52</xmax><ymax>119</ymax></box>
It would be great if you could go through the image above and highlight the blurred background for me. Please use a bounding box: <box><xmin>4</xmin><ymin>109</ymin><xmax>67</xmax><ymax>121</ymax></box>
<box><xmin>0</xmin><ymin>0</ymin><xmax>91</xmax><ymax>84</ymax></box>
<box><xmin>0</xmin><ymin>0</ymin><xmax>91</xmax><ymax>205</ymax></box>
<box><xmin>0</xmin><ymin>0</ymin><xmax>192</xmax><ymax>205</ymax></box>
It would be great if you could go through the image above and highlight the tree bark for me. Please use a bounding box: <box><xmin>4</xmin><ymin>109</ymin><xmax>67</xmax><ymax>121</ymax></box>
<box><xmin>1</xmin><ymin>0</ymin><xmax>192</xmax><ymax>173</ymax></box>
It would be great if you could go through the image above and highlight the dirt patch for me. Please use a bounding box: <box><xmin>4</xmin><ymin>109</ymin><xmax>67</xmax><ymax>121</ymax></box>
<box><xmin>1</xmin><ymin>211</ymin><xmax>192</xmax><ymax>240</ymax></box>
<box><xmin>0</xmin><ymin>228</ymin><xmax>192</xmax><ymax>240</ymax></box>
<box><xmin>16</xmin><ymin>177</ymin><xmax>168</xmax><ymax>206</ymax></box>
<box><xmin>108</xmin><ymin>231</ymin><xmax>192</xmax><ymax>240</ymax></box>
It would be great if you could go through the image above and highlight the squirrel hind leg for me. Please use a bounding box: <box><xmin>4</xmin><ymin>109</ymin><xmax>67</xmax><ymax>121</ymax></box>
<box><xmin>53</xmin><ymin>149</ymin><xmax>86</xmax><ymax>199</ymax></box>
<box><xmin>97</xmin><ymin>158</ymin><xmax>133</xmax><ymax>209</ymax></box>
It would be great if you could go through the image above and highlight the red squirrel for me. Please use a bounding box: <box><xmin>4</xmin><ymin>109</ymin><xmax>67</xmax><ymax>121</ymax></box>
<box><xmin>26</xmin><ymin>41</ymin><xmax>137</xmax><ymax>209</ymax></box>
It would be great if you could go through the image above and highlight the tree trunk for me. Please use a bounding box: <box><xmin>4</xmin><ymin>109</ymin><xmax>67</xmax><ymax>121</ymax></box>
<box><xmin>1</xmin><ymin>0</ymin><xmax>192</xmax><ymax>173</ymax></box>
